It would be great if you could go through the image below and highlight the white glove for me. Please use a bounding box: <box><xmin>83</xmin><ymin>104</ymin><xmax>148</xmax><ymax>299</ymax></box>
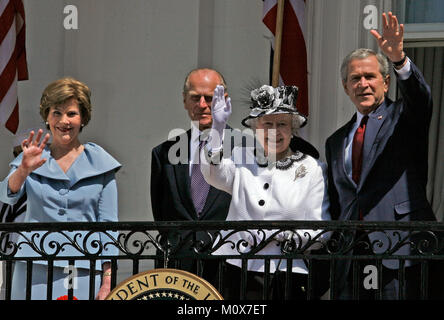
<box><xmin>209</xmin><ymin>85</ymin><xmax>231</xmax><ymax>150</ymax></box>
<box><xmin>274</xmin><ymin>231</ymin><xmax>293</xmax><ymax>242</ymax></box>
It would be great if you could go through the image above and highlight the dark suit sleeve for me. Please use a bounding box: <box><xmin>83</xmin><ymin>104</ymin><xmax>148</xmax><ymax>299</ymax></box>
<box><xmin>396</xmin><ymin>60</ymin><xmax>433</xmax><ymax>124</ymax></box>
<box><xmin>150</xmin><ymin>147</ymin><xmax>163</xmax><ymax>221</ymax></box>
<box><xmin>325</xmin><ymin>139</ymin><xmax>340</xmax><ymax>220</ymax></box>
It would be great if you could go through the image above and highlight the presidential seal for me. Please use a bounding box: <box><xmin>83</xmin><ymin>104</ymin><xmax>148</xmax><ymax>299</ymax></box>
<box><xmin>105</xmin><ymin>268</ymin><xmax>223</xmax><ymax>300</ymax></box>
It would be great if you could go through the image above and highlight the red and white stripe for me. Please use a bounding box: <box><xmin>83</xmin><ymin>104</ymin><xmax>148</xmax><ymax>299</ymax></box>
<box><xmin>263</xmin><ymin>0</ymin><xmax>308</xmax><ymax>116</ymax></box>
<box><xmin>0</xmin><ymin>0</ymin><xmax>28</xmax><ymax>134</ymax></box>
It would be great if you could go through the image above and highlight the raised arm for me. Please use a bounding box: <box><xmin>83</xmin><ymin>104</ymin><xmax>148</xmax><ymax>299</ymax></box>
<box><xmin>371</xmin><ymin>12</ymin><xmax>432</xmax><ymax>119</ymax></box>
<box><xmin>200</xmin><ymin>85</ymin><xmax>236</xmax><ymax>194</ymax></box>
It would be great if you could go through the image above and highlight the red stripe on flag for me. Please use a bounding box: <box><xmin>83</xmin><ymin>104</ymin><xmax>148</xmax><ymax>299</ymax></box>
<box><xmin>0</xmin><ymin>1</ymin><xmax>15</xmax><ymax>43</ymax></box>
<box><xmin>0</xmin><ymin>47</ymin><xmax>17</xmax><ymax>102</ymax></box>
<box><xmin>13</xmin><ymin>0</ymin><xmax>28</xmax><ymax>80</ymax></box>
<box><xmin>263</xmin><ymin>4</ymin><xmax>277</xmax><ymax>33</ymax></box>
<box><xmin>0</xmin><ymin>0</ymin><xmax>28</xmax><ymax>134</ymax></box>
<box><xmin>263</xmin><ymin>0</ymin><xmax>309</xmax><ymax>116</ymax></box>
<box><xmin>15</xmin><ymin>23</ymin><xmax>28</xmax><ymax>80</ymax></box>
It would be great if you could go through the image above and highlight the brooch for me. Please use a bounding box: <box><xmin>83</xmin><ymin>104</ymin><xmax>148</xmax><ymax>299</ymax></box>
<box><xmin>294</xmin><ymin>164</ymin><xmax>307</xmax><ymax>181</ymax></box>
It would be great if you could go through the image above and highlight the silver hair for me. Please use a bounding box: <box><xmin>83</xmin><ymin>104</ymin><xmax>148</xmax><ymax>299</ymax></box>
<box><xmin>340</xmin><ymin>48</ymin><xmax>390</xmax><ymax>83</ymax></box>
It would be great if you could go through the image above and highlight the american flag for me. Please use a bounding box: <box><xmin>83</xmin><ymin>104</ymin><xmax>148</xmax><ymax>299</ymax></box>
<box><xmin>263</xmin><ymin>0</ymin><xmax>308</xmax><ymax>116</ymax></box>
<box><xmin>0</xmin><ymin>0</ymin><xmax>28</xmax><ymax>134</ymax></box>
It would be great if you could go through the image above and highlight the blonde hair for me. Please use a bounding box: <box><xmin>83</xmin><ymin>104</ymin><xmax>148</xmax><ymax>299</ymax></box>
<box><xmin>40</xmin><ymin>77</ymin><xmax>92</xmax><ymax>129</ymax></box>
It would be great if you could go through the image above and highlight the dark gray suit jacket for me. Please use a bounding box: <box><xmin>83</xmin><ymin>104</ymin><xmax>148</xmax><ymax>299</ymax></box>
<box><xmin>325</xmin><ymin>61</ymin><xmax>435</xmax><ymax>287</ymax></box>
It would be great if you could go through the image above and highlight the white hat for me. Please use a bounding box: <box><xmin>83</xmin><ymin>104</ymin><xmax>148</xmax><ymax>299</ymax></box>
<box><xmin>241</xmin><ymin>85</ymin><xmax>307</xmax><ymax>130</ymax></box>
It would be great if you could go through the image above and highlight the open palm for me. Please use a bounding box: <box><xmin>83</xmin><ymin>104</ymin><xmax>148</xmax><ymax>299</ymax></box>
<box><xmin>20</xmin><ymin>130</ymin><xmax>50</xmax><ymax>174</ymax></box>
<box><xmin>211</xmin><ymin>85</ymin><xmax>232</xmax><ymax>128</ymax></box>
<box><xmin>370</xmin><ymin>12</ymin><xmax>404</xmax><ymax>62</ymax></box>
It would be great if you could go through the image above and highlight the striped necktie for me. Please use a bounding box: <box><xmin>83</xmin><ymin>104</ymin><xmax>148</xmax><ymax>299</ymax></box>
<box><xmin>190</xmin><ymin>141</ymin><xmax>210</xmax><ymax>216</ymax></box>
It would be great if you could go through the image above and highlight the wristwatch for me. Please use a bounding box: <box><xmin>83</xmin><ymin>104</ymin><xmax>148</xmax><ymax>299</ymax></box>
<box><xmin>393</xmin><ymin>52</ymin><xmax>407</xmax><ymax>67</ymax></box>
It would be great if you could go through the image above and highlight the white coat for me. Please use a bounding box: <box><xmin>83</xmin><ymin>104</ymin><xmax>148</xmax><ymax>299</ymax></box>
<box><xmin>201</xmin><ymin>146</ymin><xmax>331</xmax><ymax>274</ymax></box>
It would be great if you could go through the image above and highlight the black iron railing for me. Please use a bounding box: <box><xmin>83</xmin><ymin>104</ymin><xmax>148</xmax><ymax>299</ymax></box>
<box><xmin>1</xmin><ymin>221</ymin><xmax>444</xmax><ymax>300</ymax></box>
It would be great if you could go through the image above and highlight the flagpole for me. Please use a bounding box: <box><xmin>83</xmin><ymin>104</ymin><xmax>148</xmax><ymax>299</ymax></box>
<box><xmin>272</xmin><ymin>0</ymin><xmax>285</xmax><ymax>87</ymax></box>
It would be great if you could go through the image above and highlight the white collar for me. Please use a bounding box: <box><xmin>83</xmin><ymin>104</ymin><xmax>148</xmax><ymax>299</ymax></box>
<box><xmin>356</xmin><ymin>111</ymin><xmax>365</xmax><ymax>125</ymax></box>
<box><xmin>191</xmin><ymin>123</ymin><xmax>210</xmax><ymax>144</ymax></box>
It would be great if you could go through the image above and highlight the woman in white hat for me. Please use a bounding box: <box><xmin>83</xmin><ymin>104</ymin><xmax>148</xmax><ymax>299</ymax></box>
<box><xmin>201</xmin><ymin>84</ymin><xmax>331</xmax><ymax>300</ymax></box>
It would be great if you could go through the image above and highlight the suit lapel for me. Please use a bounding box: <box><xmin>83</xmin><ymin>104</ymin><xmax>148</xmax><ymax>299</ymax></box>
<box><xmin>174</xmin><ymin>162</ymin><xmax>197</xmax><ymax>218</ymax></box>
<box><xmin>199</xmin><ymin>186</ymin><xmax>222</xmax><ymax>219</ymax></box>
<box><xmin>359</xmin><ymin>99</ymin><xmax>391</xmax><ymax>189</ymax></box>
<box><xmin>337</xmin><ymin>115</ymin><xmax>356</xmax><ymax>186</ymax></box>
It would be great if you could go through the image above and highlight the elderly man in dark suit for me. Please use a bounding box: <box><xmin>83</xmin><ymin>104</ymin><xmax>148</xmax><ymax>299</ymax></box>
<box><xmin>325</xmin><ymin>12</ymin><xmax>441</xmax><ymax>299</ymax></box>
<box><xmin>150</xmin><ymin>68</ymin><xmax>234</xmax><ymax>283</ymax></box>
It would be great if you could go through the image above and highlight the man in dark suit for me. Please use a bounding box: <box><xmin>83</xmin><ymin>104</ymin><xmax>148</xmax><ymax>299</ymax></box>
<box><xmin>151</xmin><ymin>68</ymin><xmax>233</xmax><ymax>283</ymax></box>
<box><xmin>325</xmin><ymin>12</ymin><xmax>441</xmax><ymax>299</ymax></box>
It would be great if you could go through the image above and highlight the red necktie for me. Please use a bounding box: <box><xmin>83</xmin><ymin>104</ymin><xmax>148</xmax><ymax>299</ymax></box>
<box><xmin>352</xmin><ymin>115</ymin><xmax>368</xmax><ymax>185</ymax></box>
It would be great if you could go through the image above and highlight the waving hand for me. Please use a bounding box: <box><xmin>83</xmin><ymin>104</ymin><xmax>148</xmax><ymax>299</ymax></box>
<box><xmin>20</xmin><ymin>129</ymin><xmax>51</xmax><ymax>174</ymax></box>
<box><xmin>8</xmin><ymin>129</ymin><xmax>50</xmax><ymax>194</ymax></box>
<box><xmin>370</xmin><ymin>12</ymin><xmax>404</xmax><ymax>63</ymax></box>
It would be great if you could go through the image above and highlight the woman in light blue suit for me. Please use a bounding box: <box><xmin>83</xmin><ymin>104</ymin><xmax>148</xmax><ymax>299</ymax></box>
<box><xmin>0</xmin><ymin>77</ymin><xmax>121</xmax><ymax>300</ymax></box>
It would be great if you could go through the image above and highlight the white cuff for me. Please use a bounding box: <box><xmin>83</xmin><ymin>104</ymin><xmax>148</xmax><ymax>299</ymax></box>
<box><xmin>394</xmin><ymin>57</ymin><xmax>412</xmax><ymax>80</ymax></box>
<box><xmin>204</xmin><ymin>145</ymin><xmax>223</xmax><ymax>165</ymax></box>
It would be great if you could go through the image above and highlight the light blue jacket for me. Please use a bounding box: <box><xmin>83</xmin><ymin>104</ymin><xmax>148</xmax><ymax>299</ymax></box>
<box><xmin>0</xmin><ymin>142</ymin><xmax>121</xmax><ymax>270</ymax></box>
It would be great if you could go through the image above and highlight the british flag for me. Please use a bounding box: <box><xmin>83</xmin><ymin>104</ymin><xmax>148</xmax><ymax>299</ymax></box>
<box><xmin>263</xmin><ymin>0</ymin><xmax>308</xmax><ymax>116</ymax></box>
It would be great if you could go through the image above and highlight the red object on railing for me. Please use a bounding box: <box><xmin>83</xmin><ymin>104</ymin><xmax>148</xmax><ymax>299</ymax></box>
<box><xmin>56</xmin><ymin>295</ymin><xmax>78</xmax><ymax>300</ymax></box>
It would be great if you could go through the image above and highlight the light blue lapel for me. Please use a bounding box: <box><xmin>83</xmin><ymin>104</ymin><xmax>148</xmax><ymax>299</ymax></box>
<box><xmin>31</xmin><ymin>148</ymin><xmax>70</xmax><ymax>181</ymax></box>
<box><xmin>64</xmin><ymin>143</ymin><xmax>121</xmax><ymax>186</ymax></box>
<box><xmin>10</xmin><ymin>148</ymin><xmax>69</xmax><ymax>181</ymax></box>
<box><xmin>25</xmin><ymin>143</ymin><xmax>121</xmax><ymax>186</ymax></box>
